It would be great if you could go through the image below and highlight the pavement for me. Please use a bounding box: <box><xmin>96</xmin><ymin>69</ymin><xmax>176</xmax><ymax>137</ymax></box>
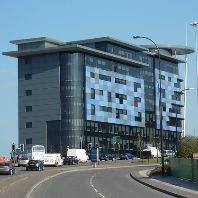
<box><xmin>130</xmin><ymin>165</ymin><xmax>198</xmax><ymax>198</ymax></box>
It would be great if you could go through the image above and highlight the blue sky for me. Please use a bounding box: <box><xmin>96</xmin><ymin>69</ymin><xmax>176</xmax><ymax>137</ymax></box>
<box><xmin>1</xmin><ymin>0</ymin><xmax>198</xmax><ymax>157</ymax></box>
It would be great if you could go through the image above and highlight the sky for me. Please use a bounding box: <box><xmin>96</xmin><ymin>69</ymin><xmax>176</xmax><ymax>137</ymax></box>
<box><xmin>0</xmin><ymin>0</ymin><xmax>198</xmax><ymax>157</ymax></box>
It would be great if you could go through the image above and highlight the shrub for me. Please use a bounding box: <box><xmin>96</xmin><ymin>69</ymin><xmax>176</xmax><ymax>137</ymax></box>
<box><xmin>177</xmin><ymin>137</ymin><xmax>198</xmax><ymax>158</ymax></box>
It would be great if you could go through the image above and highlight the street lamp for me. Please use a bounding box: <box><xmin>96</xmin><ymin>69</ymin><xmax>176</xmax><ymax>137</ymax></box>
<box><xmin>133</xmin><ymin>35</ymin><xmax>165</xmax><ymax>176</ymax></box>
<box><xmin>80</xmin><ymin>135</ymin><xmax>83</xmax><ymax>149</ymax></box>
<box><xmin>190</xmin><ymin>21</ymin><xmax>198</xmax><ymax>104</ymax></box>
<box><xmin>175</xmin><ymin>88</ymin><xmax>194</xmax><ymax>151</ymax></box>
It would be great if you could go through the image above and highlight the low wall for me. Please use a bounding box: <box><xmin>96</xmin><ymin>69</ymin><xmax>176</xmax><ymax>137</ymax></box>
<box><xmin>169</xmin><ymin>158</ymin><xmax>198</xmax><ymax>182</ymax></box>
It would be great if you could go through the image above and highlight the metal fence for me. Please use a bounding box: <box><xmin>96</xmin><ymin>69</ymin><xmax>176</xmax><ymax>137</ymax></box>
<box><xmin>169</xmin><ymin>158</ymin><xmax>198</xmax><ymax>182</ymax></box>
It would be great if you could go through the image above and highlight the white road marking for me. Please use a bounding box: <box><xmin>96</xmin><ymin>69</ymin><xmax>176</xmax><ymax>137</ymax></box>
<box><xmin>98</xmin><ymin>193</ymin><xmax>105</xmax><ymax>198</ymax></box>
<box><xmin>89</xmin><ymin>174</ymin><xmax>106</xmax><ymax>198</ymax></box>
<box><xmin>94</xmin><ymin>188</ymin><xmax>98</xmax><ymax>192</ymax></box>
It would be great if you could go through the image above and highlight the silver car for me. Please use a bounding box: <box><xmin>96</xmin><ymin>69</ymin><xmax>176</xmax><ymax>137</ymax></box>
<box><xmin>18</xmin><ymin>157</ymin><xmax>29</xmax><ymax>167</ymax></box>
<box><xmin>163</xmin><ymin>150</ymin><xmax>175</xmax><ymax>157</ymax></box>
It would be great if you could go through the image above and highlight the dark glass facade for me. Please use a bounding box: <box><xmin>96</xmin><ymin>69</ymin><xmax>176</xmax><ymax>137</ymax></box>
<box><xmin>60</xmin><ymin>53</ymin><xmax>85</xmax><ymax>151</ymax></box>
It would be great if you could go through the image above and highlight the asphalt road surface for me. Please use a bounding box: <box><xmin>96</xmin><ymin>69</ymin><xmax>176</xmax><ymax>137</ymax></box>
<box><xmin>29</xmin><ymin>167</ymin><xmax>174</xmax><ymax>198</ymax></box>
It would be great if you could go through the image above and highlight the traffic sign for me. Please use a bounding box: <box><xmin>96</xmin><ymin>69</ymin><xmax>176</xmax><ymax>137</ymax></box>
<box><xmin>91</xmin><ymin>148</ymin><xmax>98</xmax><ymax>163</ymax></box>
<box><xmin>112</xmin><ymin>136</ymin><xmax>121</xmax><ymax>145</ymax></box>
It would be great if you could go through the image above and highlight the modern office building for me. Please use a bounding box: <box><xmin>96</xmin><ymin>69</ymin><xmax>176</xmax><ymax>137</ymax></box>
<box><xmin>3</xmin><ymin>36</ymin><xmax>194</xmax><ymax>154</ymax></box>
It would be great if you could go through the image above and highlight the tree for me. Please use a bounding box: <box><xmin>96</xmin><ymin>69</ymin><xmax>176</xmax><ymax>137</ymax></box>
<box><xmin>177</xmin><ymin>136</ymin><xmax>198</xmax><ymax>158</ymax></box>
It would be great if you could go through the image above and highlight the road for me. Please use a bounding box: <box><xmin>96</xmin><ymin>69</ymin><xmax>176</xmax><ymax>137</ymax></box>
<box><xmin>0</xmin><ymin>160</ymin><xmax>175</xmax><ymax>198</ymax></box>
<box><xmin>28</xmin><ymin>166</ymin><xmax>174</xmax><ymax>198</ymax></box>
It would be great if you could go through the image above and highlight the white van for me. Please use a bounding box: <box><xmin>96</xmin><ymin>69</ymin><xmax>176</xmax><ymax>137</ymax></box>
<box><xmin>142</xmin><ymin>147</ymin><xmax>161</xmax><ymax>158</ymax></box>
<box><xmin>44</xmin><ymin>153</ymin><xmax>63</xmax><ymax>166</ymax></box>
<box><xmin>67</xmin><ymin>149</ymin><xmax>89</xmax><ymax>162</ymax></box>
<box><xmin>150</xmin><ymin>147</ymin><xmax>161</xmax><ymax>158</ymax></box>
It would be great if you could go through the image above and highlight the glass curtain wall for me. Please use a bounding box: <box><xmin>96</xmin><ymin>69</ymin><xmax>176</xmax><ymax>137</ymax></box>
<box><xmin>60</xmin><ymin>53</ymin><xmax>85</xmax><ymax>152</ymax></box>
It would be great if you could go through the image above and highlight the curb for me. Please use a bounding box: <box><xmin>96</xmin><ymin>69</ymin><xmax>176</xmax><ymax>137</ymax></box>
<box><xmin>130</xmin><ymin>172</ymin><xmax>187</xmax><ymax>198</ymax></box>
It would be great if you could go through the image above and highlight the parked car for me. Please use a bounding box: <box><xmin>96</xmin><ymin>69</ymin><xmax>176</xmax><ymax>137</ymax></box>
<box><xmin>99</xmin><ymin>154</ymin><xmax>108</xmax><ymax>161</ymax></box>
<box><xmin>63</xmin><ymin>156</ymin><xmax>79</xmax><ymax>165</ymax></box>
<box><xmin>163</xmin><ymin>150</ymin><xmax>175</xmax><ymax>157</ymax></box>
<box><xmin>26</xmin><ymin>160</ymin><xmax>44</xmax><ymax>171</ymax></box>
<box><xmin>119</xmin><ymin>153</ymin><xmax>134</xmax><ymax>160</ymax></box>
<box><xmin>18</xmin><ymin>157</ymin><xmax>29</xmax><ymax>167</ymax></box>
<box><xmin>0</xmin><ymin>162</ymin><xmax>16</xmax><ymax>175</ymax></box>
<box><xmin>141</xmin><ymin>150</ymin><xmax>152</xmax><ymax>159</ymax></box>
<box><xmin>106</xmin><ymin>153</ymin><xmax>116</xmax><ymax>161</ymax></box>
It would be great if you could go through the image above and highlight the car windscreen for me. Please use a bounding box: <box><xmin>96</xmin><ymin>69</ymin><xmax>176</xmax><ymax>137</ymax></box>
<box><xmin>0</xmin><ymin>163</ymin><xmax>9</xmax><ymax>166</ymax></box>
<box><xmin>29</xmin><ymin>160</ymin><xmax>39</xmax><ymax>163</ymax></box>
<box><xmin>20</xmin><ymin>157</ymin><xmax>29</xmax><ymax>160</ymax></box>
<box><xmin>67</xmin><ymin>156</ymin><xmax>75</xmax><ymax>159</ymax></box>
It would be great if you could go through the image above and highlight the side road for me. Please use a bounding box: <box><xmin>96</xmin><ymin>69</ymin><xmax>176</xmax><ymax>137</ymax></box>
<box><xmin>130</xmin><ymin>165</ymin><xmax>198</xmax><ymax>198</ymax></box>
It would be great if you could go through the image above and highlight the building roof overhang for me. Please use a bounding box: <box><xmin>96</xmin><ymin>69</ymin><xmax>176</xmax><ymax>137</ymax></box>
<box><xmin>66</xmin><ymin>36</ymin><xmax>149</xmax><ymax>52</ymax></box>
<box><xmin>10</xmin><ymin>37</ymin><xmax>65</xmax><ymax>46</ymax></box>
<box><xmin>146</xmin><ymin>51</ymin><xmax>185</xmax><ymax>63</ymax></box>
<box><xmin>3</xmin><ymin>44</ymin><xmax>149</xmax><ymax>67</ymax></box>
<box><xmin>68</xmin><ymin>37</ymin><xmax>187</xmax><ymax>63</ymax></box>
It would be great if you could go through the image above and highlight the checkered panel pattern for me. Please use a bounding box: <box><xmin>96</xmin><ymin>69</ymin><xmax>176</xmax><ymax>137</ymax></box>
<box><xmin>155</xmin><ymin>69</ymin><xmax>183</xmax><ymax>132</ymax></box>
<box><xmin>86</xmin><ymin>66</ymin><xmax>145</xmax><ymax>127</ymax></box>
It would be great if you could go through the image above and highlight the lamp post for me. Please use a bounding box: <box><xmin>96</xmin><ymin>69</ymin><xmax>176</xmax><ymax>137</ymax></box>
<box><xmin>80</xmin><ymin>135</ymin><xmax>83</xmax><ymax>149</ymax></box>
<box><xmin>133</xmin><ymin>35</ymin><xmax>165</xmax><ymax>176</ymax></box>
<box><xmin>175</xmin><ymin>88</ymin><xmax>194</xmax><ymax>151</ymax></box>
<box><xmin>190</xmin><ymin>22</ymin><xmax>198</xmax><ymax>104</ymax></box>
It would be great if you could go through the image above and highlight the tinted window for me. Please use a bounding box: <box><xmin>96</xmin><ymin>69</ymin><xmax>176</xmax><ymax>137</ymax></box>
<box><xmin>26</xmin><ymin>138</ymin><xmax>32</xmax><ymax>144</ymax></box>
<box><xmin>115</xmin><ymin>78</ymin><xmax>126</xmax><ymax>85</ymax></box>
<box><xmin>26</xmin><ymin>106</ymin><xmax>32</xmax><ymax>112</ymax></box>
<box><xmin>26</xmin><ymin>122</ymin><xmax>32</xmax><ymax>128</ymax></box>
<box><xmin>24</xmin><ymin>57</ymin><xmax>32</xmax><ymax>64</ymax></box>
<box><xmin>25</xmin><ymin>74</ymin><xmax>32</xmax><ymax>80</ymax></box>
<box><xmin>99</xmin><ymin>74</ymin><xmax>111</xmax><ymax>82</ymax></box>
<box><xmin>25</xmin><ymin>90</ymin><xmax>32</xmax><ymax>96</ymax></box>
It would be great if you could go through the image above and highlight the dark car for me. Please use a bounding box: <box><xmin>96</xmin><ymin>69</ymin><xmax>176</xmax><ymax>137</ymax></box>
<box><xmin>99</xmin><ymin>154</ymin><xmax>108</xmax><ymax>161</ymax></box>
<box><xmin>106</xmin><ymin>153</ymin><xmax>116</xmax><ymax>161</ymax></box>
<box><xmin>63</xmin><ymin>156</ymin><xmax>79</xmax><ymax>165</ymax></box>
<box><xmin>141</xmin><ymin>150</ymin><xmax>152</xmax><ymax>159</ymax></box>
<box><xmin>26</xmin><ymin>160</ymin><xmax>44</xmax><ymax>171</ymax></box>
<box><xmin>0</xmin><ymin>162</ymin><xmax>16</xmax><ymax>175</ymax></box>
<box><xmin>119</xmin><ymin>153</ymin><xmax>134</xmax><ymax>160</ymax></box>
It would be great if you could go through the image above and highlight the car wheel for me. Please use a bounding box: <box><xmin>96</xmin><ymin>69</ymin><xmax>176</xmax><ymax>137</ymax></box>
<box><xmin>10</xmin><ymin>170</ymin><xmax>13</xmax><ymax>175</ymax></box>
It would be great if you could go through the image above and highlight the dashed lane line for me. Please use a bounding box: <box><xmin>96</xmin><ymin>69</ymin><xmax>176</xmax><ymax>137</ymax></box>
<box><xmin>90</xmin><ymin>174</ymin><xmax>106</xmax><ymax>198</ymax></box>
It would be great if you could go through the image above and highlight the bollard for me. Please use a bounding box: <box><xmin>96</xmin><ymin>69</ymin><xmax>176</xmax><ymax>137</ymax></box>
<box><xmin>93</xmin><ymin>162</ymin><xmax>97</xmax><ymax>168</ymax></box>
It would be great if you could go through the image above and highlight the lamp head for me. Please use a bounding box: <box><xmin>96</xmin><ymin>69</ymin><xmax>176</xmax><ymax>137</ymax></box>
<box><xmin>190</xmin><ymin>21</ymin><xmax>198</xmax><ymax>27</ymax></box>
<box><xmin>182</xmin><ymin>87</ymin><xmax>195</xmax><ymax>92</ymax></box>
<box><xmin>133</xmin><ymin>35</ymin><xmax>142</xmax><ymax>39</ymax></box>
